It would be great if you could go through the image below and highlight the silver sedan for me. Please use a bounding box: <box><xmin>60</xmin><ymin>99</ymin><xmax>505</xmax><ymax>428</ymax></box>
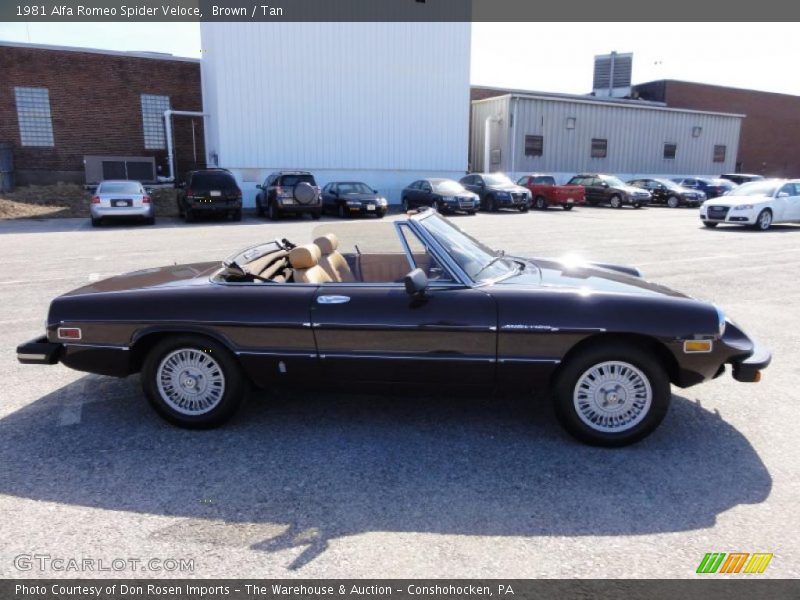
<box><xmin>90</xmin><ymin>180</ymin><xmax>155</xmax><ymax>226</ymax></box>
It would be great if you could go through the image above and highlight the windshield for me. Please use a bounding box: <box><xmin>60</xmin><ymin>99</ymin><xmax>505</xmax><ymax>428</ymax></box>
<box><xmin>337</xmin><ymin>182</ymin><xmax>373</xmax><ymax>194</ymax></box>
<box><xmin>433</xmin><ymin>180</ymin><xmax>466</xmax><ymax>194</ymax></box>
<box><xmin>733</xmin><ymin>181</ymin><xmax>779</xmax><ymax>197</ymax></box>
<box><xmin>279</xmin><ymin>174</ymin><xmax>315</xmax><ymax>187</ymax></box>
<box><xmin>483</xmin><ymin>173</ymin><xmax>514</xmax><ymax>186</ymax></box>
<box><xmin>418</xmin><ymin>213</ymin><xmax>515</xmax><ymax>282</ymax></box>
<box><xmin>193</xmin><ymin>173</ymin><xmax>238</xmax><ymax>189</ymax></box>
<box><xmin>600</xmin><ymin>175</ymin><xmax>627</xmax><ymax>187</ymax></box>
<box><xmin>655</xmin><ymin>179</ymin><xmax>681</xmax><ymax>190</ymax></box>
<box><xmin>98</xmin><ymin>181</ymin><xmax>142</xmax><ymax>194</ymax></box>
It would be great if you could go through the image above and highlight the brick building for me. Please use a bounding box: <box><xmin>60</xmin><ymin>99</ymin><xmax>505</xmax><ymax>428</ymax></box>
<box><xmin>633</xmin><ymin>80</ymin><xmax>800</xmax><ymax>178</ymax></box>
<box><xmin>0</xmin><ymin>42</ymin><xmax>205</xmax><ymax>185</ymax></box>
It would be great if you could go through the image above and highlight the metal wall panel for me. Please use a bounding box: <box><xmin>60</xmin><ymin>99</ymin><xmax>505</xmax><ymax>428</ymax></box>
<box><xmin>200</xmin><ymin>23</ymin><xmax>471</xmax><ymax>205</ymax></box>
<box><xmin>472</xmin><ymin>94</ymin><xmax>743</xmax><ymax>180</ymax></box>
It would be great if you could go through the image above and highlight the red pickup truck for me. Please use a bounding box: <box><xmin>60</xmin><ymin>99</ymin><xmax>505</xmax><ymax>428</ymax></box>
<box><xmin>516</xmin><ymin>174</ymin><xmax>585</xmax><ymax>210</ymax></box>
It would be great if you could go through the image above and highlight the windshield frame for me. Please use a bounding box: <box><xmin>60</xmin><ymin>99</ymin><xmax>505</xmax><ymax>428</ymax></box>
<box><xmin>411</xmin><ymin>211</ymin><xmax>519</xmax><ymax>286</ymax></box>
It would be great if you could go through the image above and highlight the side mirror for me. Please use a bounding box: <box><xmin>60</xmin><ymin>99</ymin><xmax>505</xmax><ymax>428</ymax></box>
<box><xmin>256</xmin><ymin>184</ymin><xmax>263</xmax><ymax>190</ymax></box>
<box><xmin>373</xmin><ymin>189</ymin><xmax>378</xmax><ymax>193</ymax></box>
<box><xmin>404</xmin><ymin>268</ymin><xmax>428</xmax><ymax>296</ymax></box>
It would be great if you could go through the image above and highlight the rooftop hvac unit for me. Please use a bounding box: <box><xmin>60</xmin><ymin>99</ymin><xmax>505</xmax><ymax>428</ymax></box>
<box><xmin>593</xmin><ymin>52</ymin><xmax>633</xmax><ymax>98</ymax></box>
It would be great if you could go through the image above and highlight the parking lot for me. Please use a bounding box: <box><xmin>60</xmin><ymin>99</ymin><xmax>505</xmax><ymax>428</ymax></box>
<box><xmin>1</xmin><ymin>205</ymin><xmax>799</xmax><ymax>578</ymax></box>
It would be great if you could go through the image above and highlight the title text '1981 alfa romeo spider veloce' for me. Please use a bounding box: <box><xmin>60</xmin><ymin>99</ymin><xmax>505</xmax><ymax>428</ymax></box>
<box><xmin>17</xmin><ymin>209</ymin><xmax>771</xmax><ymax>446</ymax></box>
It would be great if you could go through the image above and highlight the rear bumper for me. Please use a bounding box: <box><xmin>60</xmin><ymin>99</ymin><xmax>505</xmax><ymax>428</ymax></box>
<box><xmin>91</xmin><ymin>206</ymin><xmax>154</xmax><ymax>218</ymax></box>
<box><xmin>17</xmin><ymin>336</ymin><xmax>61</xmax><ymax>365</ymax></box>
<box><xmin>731</xmin><ymin>342</ymin><xmax>772</xmax><ymax>382</ymax></box>
<box><xmin>276</xmin><ymin>203</ymin><xmax>321</xmax><ymax>214</ymax></box>
<box><xmin>188</xmin><ymin>202</ymin><xmax>241</xmax><ymax>212</ymax></box>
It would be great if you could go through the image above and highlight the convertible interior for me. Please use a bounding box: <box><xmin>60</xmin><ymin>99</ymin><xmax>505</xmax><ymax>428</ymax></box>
<box><xmin>220</xmin><ymin>232</ymin><xmax>437</xmax><ymax>285</ymax></box>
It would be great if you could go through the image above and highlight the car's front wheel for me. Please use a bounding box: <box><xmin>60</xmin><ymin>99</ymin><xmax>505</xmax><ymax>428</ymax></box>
<box><xmin>553</xmin><ymin>342</ymin><xmax>671</xmax><ymax>447</ymax></box>
<box><xmin>401</xmin><ymin>197</ymin><xmax>409</xmax><ymax>212</ymax></box>
<box><xmin>754</xmin><ymin>209</ymin><xmax>772</xmax><ymax>231</ymax></box>
<box><xmin>534</xmin><ymin>196</ymin><xmax>547</xmax><ymax>210</ymax></box>
<box><xmin>141</xmin><ymin>335</ymin><xmax>245</xmax><ymax>429</ymax></box>
<box><xmin>267</xmin><ymin>202</ymin><xmax>280</xmax><ymax>221</ymax></box>
<box><xmin>703</xmin><ymin>221</ymin><xmax>718</xmax><ymax>228</ymax></box>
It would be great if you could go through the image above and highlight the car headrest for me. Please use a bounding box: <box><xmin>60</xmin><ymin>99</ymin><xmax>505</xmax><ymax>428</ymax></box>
<box><xmin>288</xmin><ymin>244</ymin><xmax>321</xmax><ymax>269</ymax></box>
<box><xmin>313</xmin><ymin>233</ymin><xmax>339</xmax><ymax>255</ymax></box>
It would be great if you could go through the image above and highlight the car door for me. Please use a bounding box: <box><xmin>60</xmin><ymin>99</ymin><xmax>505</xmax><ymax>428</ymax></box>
<box><xmin>419</xmin><ymin>181</ymin><xmax>434</xmax><ymax>206</ymax></box>
<box><xmin>405</xmin><ymin>181</ymin><xmax>420</xmax><ymax>207</ymax></box>
<box><xmin>773</xmin><ymin>183</ymin><xmax>796</xmax><ymax>222</ymax></box>
<box><xmin>586</xmin><ymin>177</ymin><xmax>604</xmax><ymax>203</ymax></box>
<box><xmin>787</xmin><ymin>183</ymin><xmax>800</xmax><ymax>221</ymax></box>
<box><xmin>310</xmin><ymin>223</ymin><xmax>497</xmax><ymax>385</ymax></box>
<box><xmin>460</xmin><ymin>175</ymin><xmax>476</xmax><ymax>195</ymax></box>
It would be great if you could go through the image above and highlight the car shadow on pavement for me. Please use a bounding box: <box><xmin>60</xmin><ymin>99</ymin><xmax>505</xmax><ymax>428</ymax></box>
<box><xmin>0</xmin><ymin>376</ymin><xmax>772</xmax><ymax>570</ymax></box>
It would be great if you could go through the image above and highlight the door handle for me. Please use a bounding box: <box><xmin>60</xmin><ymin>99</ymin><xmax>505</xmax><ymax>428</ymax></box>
<box><xmin>317</xmin><ymin>295</ymin><xmax>351</xmax><ymax>304</ymax></box>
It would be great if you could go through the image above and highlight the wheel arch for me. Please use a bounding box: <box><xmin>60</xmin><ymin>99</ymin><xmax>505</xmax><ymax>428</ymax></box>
<box><xmin>129</xmin><ymin>327</ymin><xmax>239</xmax><ymax>374</ymax></box>
<box><xmin>551</xmin><ymin>332</ymin><xmax>680</xmax><ymax>386</ymax></box>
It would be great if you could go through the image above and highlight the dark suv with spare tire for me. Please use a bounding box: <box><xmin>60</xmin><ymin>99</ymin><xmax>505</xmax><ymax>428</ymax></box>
<box><xmin>256</xmin><ymin>171</ymin><xmax>322</xmax><ymax>220</ymax></box>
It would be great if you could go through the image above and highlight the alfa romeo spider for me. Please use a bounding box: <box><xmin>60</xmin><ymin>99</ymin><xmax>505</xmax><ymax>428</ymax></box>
<box><xmin>17</xmin><ymin>209</ymin><xmax>770</xmax><ymax>446</ymax></box>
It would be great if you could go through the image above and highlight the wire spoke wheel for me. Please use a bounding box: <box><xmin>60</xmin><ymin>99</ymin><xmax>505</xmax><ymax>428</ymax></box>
<box><xmin>573</xmin><ymin>361</ymin><xmax>652</xmax><ymax>433</ymax></box>
<box><xmin>156</xmin><ymin>348</ymin><xmax>226</xmax><ymax>416</ymax></box>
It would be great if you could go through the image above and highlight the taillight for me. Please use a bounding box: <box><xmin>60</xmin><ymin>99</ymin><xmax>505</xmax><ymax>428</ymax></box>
<box><xmin>275</xmin><ymin>186</ymin><xmax>282</xmax><ymax>196</ymax></box>
<box><xmin>91</xmin><ymin>196</ymin><xmax>100</xmax><ymax>204</ymax></box>
<box><xmin>57</xmin><ymin>327</ymin><xmax>82</xmax><ymax>340</ymax></box>
<box><xmin>142</xmin><ymin>196</ymin><xmax>152</xmax><ymax>204</ymax></box>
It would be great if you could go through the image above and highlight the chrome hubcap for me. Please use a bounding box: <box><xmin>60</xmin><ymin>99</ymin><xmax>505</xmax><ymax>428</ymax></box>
<box><xmin>759</xmin><ymin>212</ymin><xmax>771</xmax><ymax>228</ymax></box>
<box><xmin>573</xmin><ymin>361</ymin><xmax>652</xmax><ymax>433</ymax></box>
<box><xmin>156</xmin><ymin>348</ymin><xmax>226</xmax><ymax>415</ymax></box>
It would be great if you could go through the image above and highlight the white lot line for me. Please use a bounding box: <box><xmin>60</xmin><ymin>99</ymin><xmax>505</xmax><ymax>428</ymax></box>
<box><xmin>637</xmin><ymin>246</ymin><xmax>800</xmax><ymax>267</ymax></box>
<box><xmin>58</xmin><ymin>378</ymin><xmax>90</xmax><ymax>426</ymax></box>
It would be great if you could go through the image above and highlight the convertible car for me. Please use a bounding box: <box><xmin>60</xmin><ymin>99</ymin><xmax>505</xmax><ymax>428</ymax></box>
<box><xmin>17</xmin><ymin>209</ymin><xmax>770</xmax><ymax>446</ymax></box>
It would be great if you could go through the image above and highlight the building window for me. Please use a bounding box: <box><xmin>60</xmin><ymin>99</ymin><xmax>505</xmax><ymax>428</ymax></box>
<box><xmin>525</xmin><ymin>135</ymin><xmax>543</xmax><ymax>157</ymax></box>
<box><xmin>141</xmin><ymin>94</ymin><xmax>171</xmax><ymax>149</ymax></box>
<box><xmin>566</xmin><ymin>117</ymin><xmax>576</xmax><ymax>130</ymax></box>
<box><xmin>692</xmin><ymin>126</ymin><xmax>702</xmax><ymax>138</ymax></box>
<box><xmin>14</xmin><ymin>87</ymin><xmax>54</xmax><ymax>147</ymax></box>
<box><xmin>591</xmin><ymin>138</ymin><xmax>608</xmax><ymax>158</ymax></box>
<box><xmin>664</xmin><ymin>143</ymin><xmax>677</xmax><ymax>160</ymax></box>
<box><xmin>713</xmin><ymin>145</ymin><xmax>726</xmax><ymax>163</ymax></box>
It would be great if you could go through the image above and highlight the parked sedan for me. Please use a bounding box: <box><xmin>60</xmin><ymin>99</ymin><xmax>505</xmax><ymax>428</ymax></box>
<box><xmin>672</xmin><ymin>177</ymin><xmax>735</xmax><ymax>199</ymax></box>
<box><xmin>321</xmin><ymin>181</ymin><xmax>388</xmax><ymax>218</ymax></box>
<box><xmin>700</xmin><ymin>179</ymin><xmax>800</xmax><ymax>230</ymax></box>
<box><xmin>90</xmin><ymin>180</ymin><xmax>154</xmax><ymax>227</ymax></box>
<box><xmin>567</xmin><ymin>174</ymin><xmax>651</xmax><ymax>208</ymax></box>
<box><xmin>627</xmin><ymin>178</ymin><xmax>706</xmax><ymax>208</ymax></box>
<box><xmin>459</xmin><ymin>173</ymin><xmax>531</xmax><ymax>212</ymax></box>
<box><xmin>401</xmin><ymin>178</ymin><xmax>479</xmax><ymax>214</ymax></box>
<box><xmin>17</xmin><ymin>210</ymin><xmax>770</xmax><ymax>447</ymax></box>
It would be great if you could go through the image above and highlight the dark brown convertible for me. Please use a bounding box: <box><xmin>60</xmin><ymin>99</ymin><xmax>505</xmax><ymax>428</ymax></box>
<box><xmin>17</xmin><ymin>210</ymin><xmax>770</xmax><ymax>446</ymax></box>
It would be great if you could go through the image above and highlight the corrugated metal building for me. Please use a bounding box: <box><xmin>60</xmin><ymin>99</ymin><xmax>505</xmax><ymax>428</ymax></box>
<box><xmin>470</xmin><ymin>92</ymin><xmax>744</xmax><ymax>183</ymax></box>
<box><xmin>200</xmin><ymin>23</ymin><xmax>471</xmax><ymax>206</ymax></box>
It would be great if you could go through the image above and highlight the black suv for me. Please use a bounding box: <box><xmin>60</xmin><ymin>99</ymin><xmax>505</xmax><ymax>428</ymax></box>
<box><xmin>255</xmin><ymin>171</ymin><xmax>322</xmax><ymax>220</ymax></box>
<box><xmin>177</xmin><ymin>169</ymin><xmax>242</xmax><ymax>222</ymax></box>
<box><xmin>459</xmin><ymin>172</ymin><xmax>531</xmax><ymax>211</ymax></box>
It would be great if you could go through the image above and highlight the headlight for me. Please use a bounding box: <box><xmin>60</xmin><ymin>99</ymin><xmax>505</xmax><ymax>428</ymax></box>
<box><xmin>715</xmin><ymin>305</ymin><xmax>726</xmax><ymax>336</ymax></box>
<box><xmin>733</xmin><ymin>204</ymin><xmax>754</xmax><ymax>210</ymax></box>
<box><xmin>376</xmin><ymin>197</ymin><xmax>387</xmax><ymax>206</ymax></box>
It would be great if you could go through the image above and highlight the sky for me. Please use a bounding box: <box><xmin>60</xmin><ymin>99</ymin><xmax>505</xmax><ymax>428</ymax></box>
<box><xmin>1</xmin><ymin>22</ymin><xmax>799</xmax><ymax>96</ymax></box>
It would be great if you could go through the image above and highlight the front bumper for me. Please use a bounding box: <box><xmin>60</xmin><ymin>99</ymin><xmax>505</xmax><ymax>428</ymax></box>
<box><xmin>17</xmin><ymin>336</ymin><xmax>61</xmax><ymax>365</ymax></box>
<box><xmin>496</xmin><ymin>195</ymin><xmax>529</xmax><ymax>208</ymax></box>
<box><xmin>344</xmin><ymin>203</ymin><xmax>387</xmax><ymax>215</ymax></box>
<box><xmin>626</xmin><ymin>195</ymin><xmax>651</xmax><ymax>205</ymax></box>
<box><xmin>444</xmin><ymin>199</ymin><xmax>479</xmax><ymax>212</ymax></box>
<box><xmin>731</xmin><ymin>342</ymin><xmax>772</xmax><ymax>382</ymax></box>
<box><xmin>700</xmin><ymin>207</ymin><xmax>757</xmax><ymax>224</ymax></box>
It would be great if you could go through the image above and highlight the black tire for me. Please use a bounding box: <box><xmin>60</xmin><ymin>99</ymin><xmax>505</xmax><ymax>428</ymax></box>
<box><xmin>141</xmin><ymin>335</ymin><xmax>245</xmax><ymax>429</ymax></box>
<box><xmin>610</xmin><ymin>195</ymin><xmax>623</xmax><ymax>209</ymax></box>
<box><xmin>467</xmin><ymin>210</ymin><xmax>476</xmax><ymax>215</ymax></box>
<box><xmin>338</xmin><ymin>203</ymin><xmax>348</xmax><ymax>219</ymax></box>
<box><xmin>703</xmin><ymin>221</ymin><xmax>718</xmax><ymax>228</ymax></box>
<box><xmin>633</xmin><ymin>202</ymin><xmax>642</xmax><ymax>209</ymax></box>
<box><xmin>256</xmin><ymin>200</ymin><xmax>265</xmax><ymax>217</ymax></box>
<box><xmin>563</xmin><ymin>204</ymin><xmax>574</xmax><ymax>211</ymax></box>
<box><xmin>667</xmin><ymin>196</ymin><xmax>680</xmax><ymax>209</ymax></box>
<box><xmin>145</xmin><ymin>217</ymin><xmax>156</xmax><ymax>226</ymax></box>
<box><xmin>401</xmin><ymin>197</ymin><xmax>409</xmax><ymax>212</ymax></box>
<box><xmin>519</xmin><ymin>204</ymin><xmax>529</xmax><ymax>213</ymax></box>
<box><xmin>267</xmin><ymin>202</ymin><xmax>280</xmax><ymax>221</ymax></box>
<box><xmin>376</xmin><ymin>210</ymin><xmax>386</xmax><ymax>218</ymax></box>
<box><xmin>534</xmin><ymin>196</ymin><xmax>547</xmax><ymax>210</ymax></box>
<box><xmin>552</xmin><ymin>341</ymin><xmax>671</xmax><ymax>447</ymax></box>
<box><xmin>433</xmin><ymin>199</ymin><xmax>443</xmax><ymax>213</ymax></box>
<box><xmin>311</xmin><ymin>210</ymin><xmax>321</xmax><ymax>220</ymax></box>
<box><xmin>489</xmin><ymin>196</ymin><xmax>499</xmax><ymax>212</ymax></box>
<box><xmin>753</xmin><ymin>209</ymin><xmax>772</xmax><ymax>231</ymax></box>
<box><xmin>185</xmin><ymin>208</ymin><xmax>195</xmax><ymax>223</ymax></box>
<box><xmin>90</xmin><ymin>217</ymin><xmax>101</xmax><ymax>227</ymax></box>
<box><xmin>231</xmin><ymin>210</ymin><xmax>242</xmax><ymax>221</ymax></box>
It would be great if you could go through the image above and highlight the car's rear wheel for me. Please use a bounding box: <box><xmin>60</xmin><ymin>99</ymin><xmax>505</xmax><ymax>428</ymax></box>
<box><xmin>667</xmin><ymin>196</ymin><xmax>680</xmax><ymax>208</ymax></box>
<box><xmin>563</xmin><ymin>204</ymin><xmax>574</xmax><ymax>211</ymax></box>
<box><xmin>185</xmin><ymin>208</ymin><xmax>195</xmax><ymax>223</ymax></box>
<box><xmin>256</xmin><ymin>200</ymin><xmax>265</xmax><ymax>217</ymax></box>
<box><xmin>267</xmin><ymin>202</ymin><xmax>280</xmax><ymax>221</ymax></box>
<box><xmin>534</xmin><ymin>196</ymin><xmax>547</xmax><ymax>210</ymax></box>
<box><xmin>311</xmin><ymin>210</ymin><xmax>321</xmax><ymax>220</ymax></box>
<box><xmin>142</xmin><ymin>335</ymin><xmax>245</xmax><ymax>429</ymax></box>
<box><xmin>231</xmin><ymin>210</ymin><xmax>242</xmax><ymax>221</ymax></box>
<box><xmin>610</xmin><ymin>195</ymin><xmax>623</xmax><ymax>209</ymax></box>
<box><xmin>754</xmin><ymin>209</ymin><xmax>772</xmax><ymax>231</ymax></box>
<box><xmin>553</xmin><ymin>342</ymin><xmax>670</xmax><ymax>447</ymax></box>
<box><xmin>401</xmin><ymin>197</ymin><xmax>409</xmax><ymax>212</ymax></box>
<box><xmin>91</xmin><ymin>217</ymin><xmax>101</xmax><ymax>227</ymax></box>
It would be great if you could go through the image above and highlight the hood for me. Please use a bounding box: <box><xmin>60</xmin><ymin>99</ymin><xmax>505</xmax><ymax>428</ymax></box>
<box><xmin>497</xmin><ymin>257</ymin><xmax>689</xmax><ymax>299</ymax></box>
<box><xmin>441</xmin><ymin>190</ymin><xmax>479</xmax><ymax>199</ymax></box>
<box><xmin>704</xmin><ymin>194</ymin><xmax>770</xmax><ymax>207</ymax></box>
<box><xmin>340</xmin><ymin>192</ymin><xmax>380</xmax><ymax>201</ymax></box>
<box><xmin>489</xmin><ymin>184</ymin><xmax>528</xmax><ymax>193</ymax></box>
<box><xmin>622</xmin><ymin>185</ymin><xmax>650</xmax><ymax>195</ymax></box>
<box><xmin>62</xmin><ymin>262</ymin><xmax>219</xmax><ymax>296</ymax></box>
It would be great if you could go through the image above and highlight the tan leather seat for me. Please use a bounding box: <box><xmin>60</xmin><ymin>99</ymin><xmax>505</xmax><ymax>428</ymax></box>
<box><xmin>288</xmin><ymin>244</ymin><xmax>332</xmax><ymax>284</ymax></box>
<box><xmin>314</xmin><ymin>233</ymin><xmax>356</xmax><ymax>282</ymax></box>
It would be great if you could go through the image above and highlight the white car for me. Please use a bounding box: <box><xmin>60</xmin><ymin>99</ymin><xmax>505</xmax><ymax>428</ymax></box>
<box><xmin>700</xmin><ymin>179</ymin><xmax>800</xmax><ymax>231</ymax></box>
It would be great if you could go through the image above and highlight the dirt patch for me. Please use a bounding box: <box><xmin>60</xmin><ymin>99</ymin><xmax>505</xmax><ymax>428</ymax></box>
<box><xmin>0</xmin><ymin>184</ymin><xmax>180</xmax><ymax>220</ymax></box>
